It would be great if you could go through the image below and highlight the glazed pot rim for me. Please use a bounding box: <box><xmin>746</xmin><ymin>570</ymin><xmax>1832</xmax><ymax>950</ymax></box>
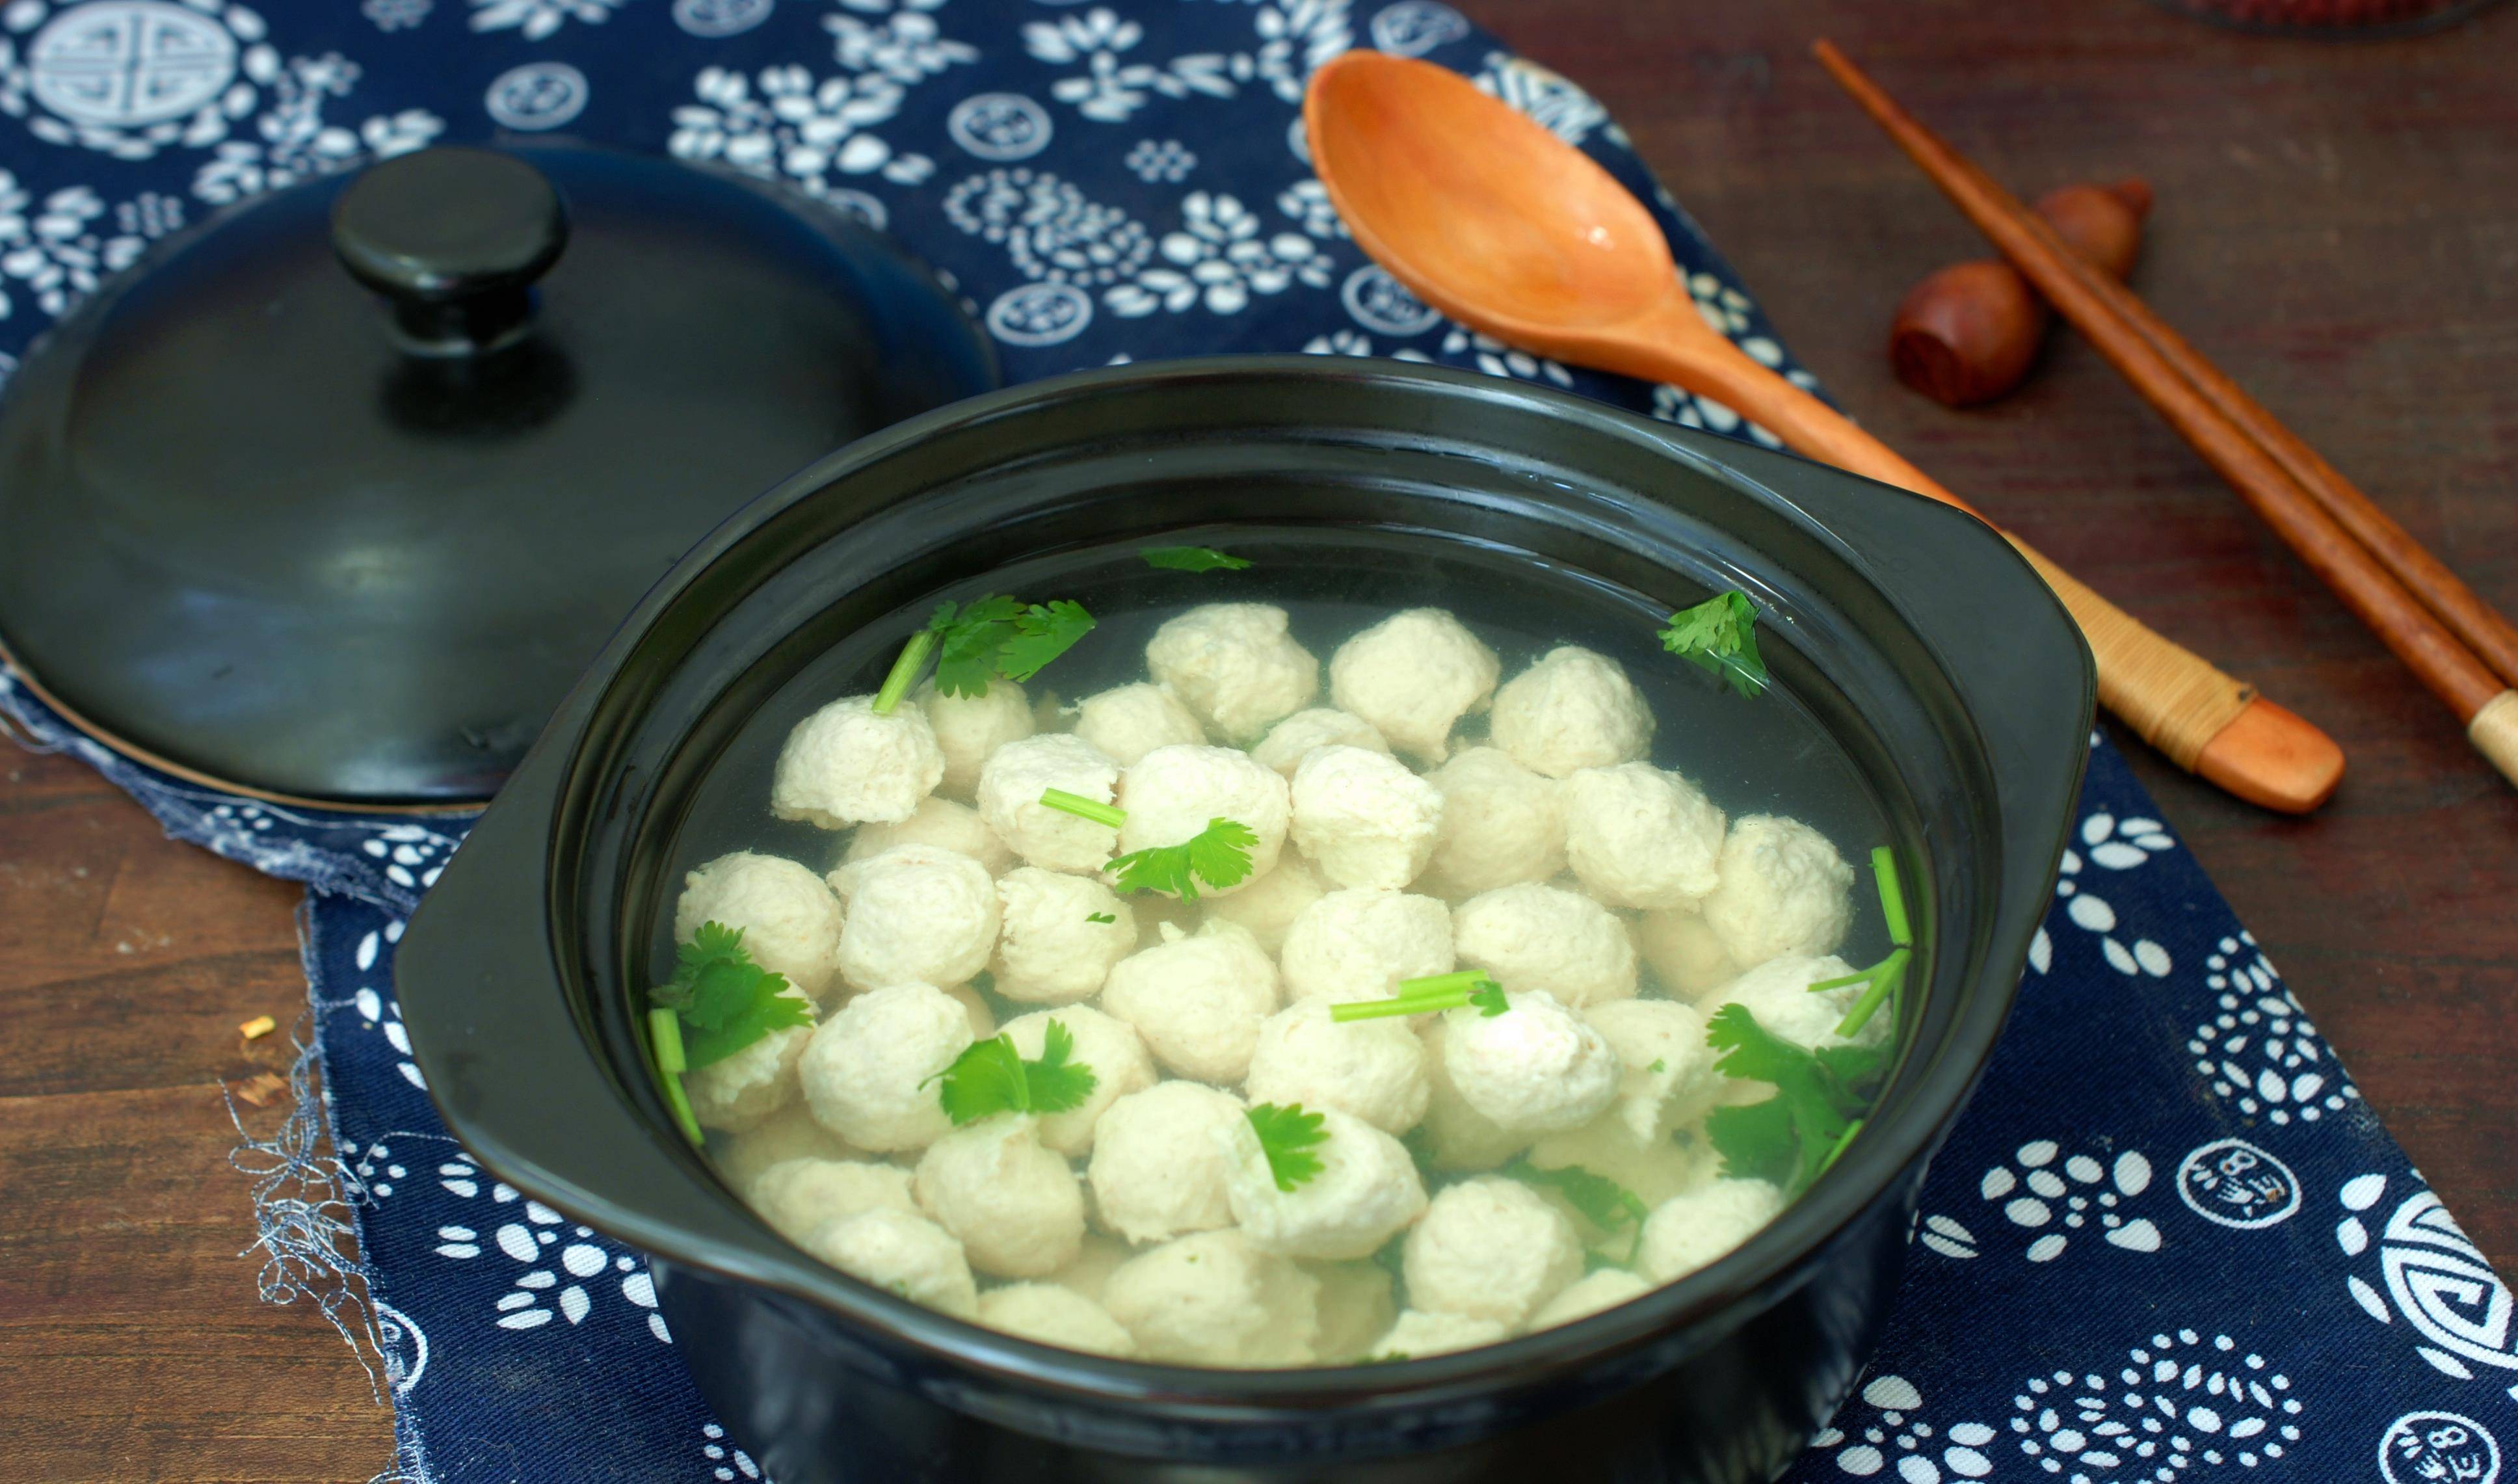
<box><xmin>399</xmin><ymin>354</ymin><xmax>2091</xmax><ymax>1418</ymax></box>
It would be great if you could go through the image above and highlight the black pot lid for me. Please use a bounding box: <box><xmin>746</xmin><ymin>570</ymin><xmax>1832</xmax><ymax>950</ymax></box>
<box><xmin>0</xmin><ymin>144</ymin><xmax>996</xmax><ymax>809</ymax></box>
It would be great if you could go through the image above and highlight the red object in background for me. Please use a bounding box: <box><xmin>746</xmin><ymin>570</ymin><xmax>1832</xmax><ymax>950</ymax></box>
<box><xmin>2147</xmin><ymin>0</ymin><xmax>2506</xmax><ymax>34</ymax></box>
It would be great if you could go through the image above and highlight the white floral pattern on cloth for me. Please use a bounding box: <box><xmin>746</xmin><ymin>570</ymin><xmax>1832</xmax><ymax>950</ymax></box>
<box><xmin>1021</xmin><ymin>0</ymin><xmax>1344</xmax><ymax>122</ymax></box>
<box><xmin>1977</xmin><ymin>1140</ymin><xmax>2162</xmax><ymax>1262</ymax></box>
<box><xmin>698</xmin><ymin>1422</ymin><xmax>765</xmax><ymax>1482</ymax></box>
<box><xmin>1105</xmin><ymin>187</ymin><xmax>1331</xmax><ymax>315</ymax></box>
<box><xmin>944</xmin><ymin>164</ymin><xmax>1152</xmax><ymax>284</ymax></box>
<box><xmin>2336</xmin><ymin>1172</ymin><xmax>2518</xmax><ymax>1385</ymax></box>
<box><xmin>1470</xmin><ymin>48</ymin><xmax>1604</xmax><ymax>146</ymax></box>
<box><xmin>1814</xmin><ymin>1332</ymin><xmax>2302</xmax><ymax>1483</ymax></box>
<box><xmin>825</xmin><ymin>0</ymin><xmax>975</xmax><ymax>85</ymax></box>
<box><xmin>0</xmin><ymin>0</ymin><xmax>277</xmax><ymax>160</ymax></box>
<box><xmin>0</xmin><ymin>170</ymin><xmax>178</xmax><ymax>317</ymax></box>
<box><xmin>2186</xmin><ymin>933</ymin><xmax>2358</xmax><ymax>1126</ymax></box>
<box><xmin>190</xmin><ymin>52</ymin><xmax>441</xmax><ymax>204</ymax></box>
<box><xmin>1122</xmin><ymin>135</ymin><xmax>1190</xmax><ymax>181</ymax></box>
<box><xmin>2048</xmin><ymin>819</ymin><xmax>2176</xmax><ymax>981</ymax></box>
<box><xmin>469</xmin><ymin>0</ymin><xmax>624</xmax><ymax>40</ymax></box>
<box><xmin>668</xmin><ymin>62</ymin><xmax>934</xmax><ymax>190</ymax></box>
<box><xmin>428</xmin><ymin>1154</ymin><xmax>670</xmax><ymax>1340</ymax></box>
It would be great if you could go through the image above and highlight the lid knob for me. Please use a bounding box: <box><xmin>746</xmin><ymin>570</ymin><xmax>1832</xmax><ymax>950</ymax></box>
<box><xmin>332</xmin><ymin>147</ymin><xmax>569</xmax><ymax>354</ymax></box>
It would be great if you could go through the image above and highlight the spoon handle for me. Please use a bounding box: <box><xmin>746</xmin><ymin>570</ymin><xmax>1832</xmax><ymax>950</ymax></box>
<box><xmin>1658</xmin><ymin>337</ymin><xmax>2341</xmax><ymax>812</ymax></box>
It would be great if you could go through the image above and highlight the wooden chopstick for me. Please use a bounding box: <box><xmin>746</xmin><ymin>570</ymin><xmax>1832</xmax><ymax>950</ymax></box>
<box><xmin>1811</xmin><ymin>39</ymin><xmax>2518</xmax><ymax>790</ymax></box>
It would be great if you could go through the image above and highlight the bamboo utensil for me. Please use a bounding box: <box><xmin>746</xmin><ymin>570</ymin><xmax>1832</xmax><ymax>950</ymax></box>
<box><xmin>1303</xmin><ymin>52</ymin><xmax>2345</xmax><ymax>812</ymax></box>
<box><xmin>1810</xmin><ymin>39</ymin><xmax>2518</xmax><ymax>791</ymax></box>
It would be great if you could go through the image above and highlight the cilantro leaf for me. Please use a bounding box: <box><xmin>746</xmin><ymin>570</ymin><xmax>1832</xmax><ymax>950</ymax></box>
<box><xmin>1141</xmin><ymin>546</ymin><xmax>1252</xmax><ymax>572</ymax></box>
<box><xmin>1468</xmin><ymin>979</ymin><xmax>1510</xmax><ymax>1016</ymax></box>
<box><xmin>933</xmin><ymin>1020</ymin><xmax>1099</xmax><ymax>1126</ymax></box>
<box><xmin>1703</xmin><ymin>1002</ymin><xmax>1884</xmax><ymax>1195</ymax></box>
<box><xmin>1085</xmin><ymin>912</ymin><xmax>1116</xmax><ymax>925</ymax></box>
<box><xmin>1505</xmin><ymin>1159</ymin><xmax>1649</xmax><ymax>1233</ymax></box>
<box><xmin>1022</xmin><ymin>1018</ymin><xmax>1100</xmax><ymax>1115</ymax></box>
<box><xmin>1247</xmin><ymin>1102</ymin><xmax>1328</xmax><ymax>1191</ymax></box>
<box><xmin>650</xmin><ymin>923</ymin><xmax>813</xmax><ymax>1068</ymax></box>
<box><xmin>932</xmin><ymin>595</ymin><xmax>1025</xmax><ymax>698</ymax></box>
<box><xmin>1659</xmin><ymin>589</ymin><xmax>1769</xmax><ymax>697</ymax></box>
<box><xmin>997</xmin><ymin>601</ymin><xmax>1097</xmax><ymax>683</ymax></box>
<box><xmin>1108</xmin><ymin>817</ymin><xmax>1256</xmax><ymax>901</ymax></box>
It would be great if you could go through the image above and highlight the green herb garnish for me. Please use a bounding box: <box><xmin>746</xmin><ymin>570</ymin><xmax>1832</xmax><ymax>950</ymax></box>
<box><xmin>933</xmin><ymin>1018</ymin><xmax>1100</xmax><ymax>1126</ymax></box>
<box><xmin>1505</xmin><ymin>1159</ymin><xmax>1650</xmax><ymax>1235</ymax></box>
<box><xmin>650</xmin><ymin>923</ymin><xmax>814</xmax><ymax>1070</ymax></box>
<box><xmin>871</xmin><ymin>595</ymin><xmax>1097</xmax><ymax>713</ymax></box>
<box><xmin>1085</xmin><ymin>911</ymin><xmax>1116</xmax><ymax>925</ymax></box>
<box><xmin>1108</xmin><ymin>818</ymin><xmax>1258</xmax><ymax>901</ymax></box>
<box><xmin>1039</xmin><ymin>788</ymin><xmax>1126</xmax><ymax>829</ymax></box>
<box><xmin>1659</xmin><ymin>589</ymin><xmax>1768</xmax><ymax>697</ymax></box>
<box><xmin>1247</xmin><ymin>1102</ymin><xmax>1329</xmax><ymax>1191</ymax></box>
<box><xmin>647</xmin><ymin>1007</ymin><xmax>704</xmax><ymax>1146</ymax></box>
<box><xmin>1703</xmin><ymin>1003</ymin><xmax>1883</xmax><ymax>1196</ymax></box>
<box><xmin>1141</xmin><ymin>546</ymin><xmax>1252</xmax><ymax>572</ymax></box>
<box><xmin>1808</xmin><ymin>847</ymin><xmax>1912</xmax><ymax>1039</ymax></box>
<box><xmin>1330</xmin><ymin>970</ymin><xmax>1509</xmax><ymax>1023</ymax></box>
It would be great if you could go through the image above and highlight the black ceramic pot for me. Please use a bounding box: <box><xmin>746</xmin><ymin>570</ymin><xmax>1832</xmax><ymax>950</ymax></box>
<box><xmin>397</xmin><ymin>357</ymin><xmax>2091</xmax><ymax>1484</ymax></box>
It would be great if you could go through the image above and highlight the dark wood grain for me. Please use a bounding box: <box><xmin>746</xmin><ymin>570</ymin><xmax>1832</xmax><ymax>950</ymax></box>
<box><xmin>5</xmin><ymin>1</ymin><xmax>2515</xmax><ymax>1475</ymax></box>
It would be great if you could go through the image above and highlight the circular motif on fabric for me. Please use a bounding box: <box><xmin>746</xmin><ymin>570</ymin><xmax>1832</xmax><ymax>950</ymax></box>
<box><xmin>947</xmin><ymin>92</ymin><xmax>1050</xmax><ymax>162</ymax></box>
<box><xmin>985</xmin><ymin>282</ymin><xmax>1091</xmax><ymax>347</ymax></box>
<box><xmin>373</xmin><ymin>1300</ymin><xmax>430</xmax><ymax>1395</ymax></box>
<box><xmin>27</xmin><ymin>0</ymin><xmax>231</xmax><ymax>126</ymax></box>
<box><xmin>670</xmin><ymin>0</ymin><xmax>769</xmax><ymax>37</ymax></box>
<box><xmin>1368</xmin><ymin>0</ymin><xmax>1468</xmax><ymax>57</ymax></box>
<box><xmin>1340</xmin><ymin>263</ymin><xmax>1439</xmax><ymax>335</ymax></box>
<box><xmin>483</xmin><ymin>61</ymin><xmax>586</xmax><ymax>131</ymax></box>
<box><xmin>2381</xmin><ymin>1413</ymin><xmax>2499</xmax><ymax>1484</ymax></box>
<box><xmin>2175</xmin><ymin>1137</ymin><xmax>2301</xmax><ymax>1230</ymax></box>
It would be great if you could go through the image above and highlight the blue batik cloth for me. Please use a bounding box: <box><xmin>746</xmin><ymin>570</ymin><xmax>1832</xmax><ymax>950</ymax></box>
<box><xmin>0</xmin><ymin>1</ymin><xmax>2508</xmax><ymax>1480</ymax></box>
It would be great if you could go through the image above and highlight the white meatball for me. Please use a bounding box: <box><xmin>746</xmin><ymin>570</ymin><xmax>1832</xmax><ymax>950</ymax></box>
<box><xmin>1637</xmin><ymin>903</ymin><xmax>1743</xmax><ymax>1001</ymax></box>
<box><xmin>1442</xmin><ymin>990</ymin><xmax>1621</xmax><ymax>1134</ymax></box>
<box><xmin>1102</xmin><ymin>1230</ymin><xmax>1322</xmax><ymax>1367</ymax></box>
<box><xmin>1328</xmin><ymin>608</ymin><xmax>1500</xmax><ymax>763</ymax></box>
<box><xmin>991</xmin><ymin>868</ymin><xmax>1136</xmax><ymax>1005</ymax></box>
<box><xmin>828</xmin><ymin>845</ymin><xmax>1000</xmax><ymax>994</ymax></box>
<box><xmin>1487</xmin><ymin>646</ymin><xmax>1654</xmax><ymax>779</ymax></box>
<box><xmin>1370</xmin><ymin>1308</ymin><xmax>1510</xmax><ymax>1359</ymax></box>
<box><xmin>1582</xmin><ymin>998</ymin><xmax>1722</xmax><ymax>1143</ymax></box>
<box><xmin>917</xmin><ymin>676</ymin><xmax>1036</xmax><ymax>798</ymax></box>
<box><xmin>800</xmin><ymin>983</ymin><xmax>973</xmax><ymax>1152</ymax></box>
<box><xmin>1706</xmin><ymin>953</ymin><xmax>1887</xmax><ymax>1052</ymax></box>
<box><xmin>674</xmin><ymin>851</ymin><xmax>845</xmax><ymax>1003</ymax></box>
<box><xmin>1072</xmin><ymin>682</ymin><xmax>1206</xmax><ymax>767</ymax></box>
<box><xmin>1527</xmin><ymin>1268</ymin><xmax>1652</xmax><ymax>1331</ymax></box>
<box><xmin>1145</xmin><ymin>603</ymin><xmax>1320</xmax><ymax>743</ymax></box>
<box><xmin>1638</xmin><ymin>1179</ymin><xmax>1784</xmax><ymax>1283</ymax></box>
<box><xmin>1562</xmin><ymin>763</ymin><xmax>1726</xmax><ymax>910</ymax></box>
<box><xmin>1420</xmin><ymin>747</ymin><xmax>1565</xmax><ymax>897</ymax></box>
<box><xmin>685</xmin><ymin>1016</ymin><xmax>812</xmax><ymax>1133</ymax></box>
<box><xmin>713</xmin><ymin>1101</ymin><xmax>858</xmax><ymax>1190</ymax></box>
<box><xmin>1402</xmin><ymin>1176</ymin><xmax>1584</xmax><ymax>1327</ymax></box>
<box><xmin>1279</xmin><ymin>888</ymin><xmax>1453</xmax><ymax>1006</ymax></box>
<box><xmin>1244</xmin><ymin>1000</ymin><xmax>1430</xmax><ymax>1134</ymax></box>
<box><xmin>745</xmin><ymin>1158</ymin><xmax>917</xmax><ymax>1243</ymax></box>
<box><xmin>914</xmin><ymin>1115</ymin><xmax>1086</xmax><ymax>1279</ymax></box>
<box><xmin>1700</xmin><ymin>815</ymin><xmax>1855</xmax><ymax>969</ymax></box>
<box><xmin>1201</xmin><ymin>854</ymin><xmax>1327</xmax><ymax>957</ymax></box>
<box><xmin>772</xmin><ymin>694</ymin><xmax>945</xmax><ymax>827</ymax></box>
<box><xmin>1290</xmin><ymin>745</ymin><xmax>1444</xmax><ymax>890</ymax></box>
<box><xmin>802</xmin><ymin>1207</ymin><xmax>978</xmax><ymax>1318</ymax></box>
<box><xmin>1048</xmin><ymin>1233</ymin><xmax>1133</xmax><ymax>1304</ymax></box>
<box><xmin>1116</xmin><ymin>744</ymin><xmax>1291</xmax><ymax>896</ymax></box>
<box><xmin>976</xmin><ymin>734</ymin><xmax>1122</xmax><ymax>874</ymax></box>
<box><xmin>1452</xmin><ymin>882</ymin><xmax>1639</xmax><ymax>1008</ymax></box>
<box><xmin>999</xmin><ymin>1006</ymin><xmax>1156</xmax><ymax>1156</ymax></box>
<box><xmin>1251</xmin><ymin>708</ymin><xmax>1391</xmax><ymax>777</ymax></box>
<box><xmin>1221</xmin><ymin>1107</ymin><xmax>1427</xmax><ymax>1261</ymax></box>
<box><xmin>1087</xmin><ymin>1081</ymin><xmax>1245</xmax><ymax>1243</ymax></box>
<box><xmin>977</xmin><ymin>1284</ymin><xmax>1137</xmax><ymax>1357</ymax></box>
<box><xmin>843</xmin><ymin>798</ymin><xmax>1013</xmax><ymax>877</ymax></box>
<box><xmin>1098</xmin><ymin>921</ymin><xmax>1280</xmax><ymax>1083</ymax></box>
<box><xmin>1417</xmin><ymin>1016</ymin><xmax>1531</xmax><ymax>1171</ymax></box>
<box><xmin>1305</xmin><ymin>1260</ymin><xmax>1398</xmax><ymax>1363</ymax></box>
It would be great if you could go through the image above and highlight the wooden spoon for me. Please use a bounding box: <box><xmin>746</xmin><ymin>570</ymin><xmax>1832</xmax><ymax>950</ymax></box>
<box><xmin>1304</xmin><ymin>51</ymin><xmax>2342</xmax><ymax>814</ymax></box>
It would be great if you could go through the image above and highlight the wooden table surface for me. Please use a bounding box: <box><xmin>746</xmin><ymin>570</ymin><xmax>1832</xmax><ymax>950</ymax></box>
<box><xmin>5</xmin><ymin>0</ymin><xmax>2514</xmax><ymax>1476</ymax></box>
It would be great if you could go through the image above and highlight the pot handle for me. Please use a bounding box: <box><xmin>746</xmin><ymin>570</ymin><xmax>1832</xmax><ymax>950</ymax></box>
<box><xmin>333</xmin><ymin>147</ymin><xmax>568</xmax><ymax>356</ymax></box>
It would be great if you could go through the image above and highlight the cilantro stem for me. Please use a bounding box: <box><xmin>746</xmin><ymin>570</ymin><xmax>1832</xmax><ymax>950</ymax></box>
<box><xmin>1039</xmin><ymin>788</ymin><xmax>1125</xmax><ymax>828</ymax></box>
<box><xmin>1816</xmin><ymin>1118</ymin><xmax>1865</xmax><ymax>1180</ymax></box>
<box><xmin>1331</xmin><ymin>971</ymin><xmax>1504</xmax><ymax>1022</ymax></box>
<box><xmin>1871</xmin><ymin>846</ymin><xmax>1910</xmax><ymax>947</ymax></box>
<box><xmin>1832</xmin><ymin>947</ymin><xmax>1907</xmax><ymax>1040</ymax></box>
<box><xmin>648</xmin><ymin>1007</ymin><xmax>704</xmax><ymax>1146</ymax></box>
<box><xmin>872</xmin><ymin>629</ymin><xmax>936</xmax><ymax>717</ymax></box>
<box><xmin>1807</xmin><ymin>968</ymin><xmax>1875</xmax><ymax>993</ymax></box>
